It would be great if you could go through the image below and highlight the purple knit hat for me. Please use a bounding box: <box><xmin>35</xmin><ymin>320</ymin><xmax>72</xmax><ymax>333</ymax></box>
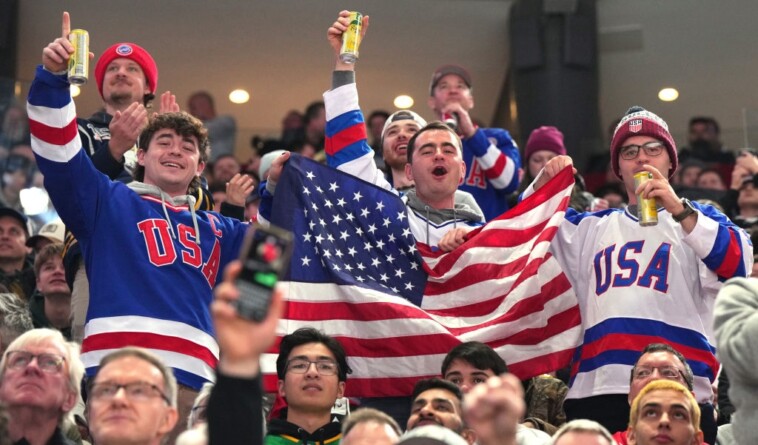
<box><xmin>524</xmin><ymin>126</ymin><xmax>567</xmax><ymax>161</ymax></box>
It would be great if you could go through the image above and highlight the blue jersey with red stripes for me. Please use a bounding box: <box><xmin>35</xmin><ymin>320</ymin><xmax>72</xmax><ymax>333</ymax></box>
<box><xmin>27</xmin><ymin>66</ymin><xmax>248</xmax><ymax>389</ymax></box>
<box><xmin>459</xmin><ymin>126</ymin><xmax>520</xmax><ymax>220</ymax></box>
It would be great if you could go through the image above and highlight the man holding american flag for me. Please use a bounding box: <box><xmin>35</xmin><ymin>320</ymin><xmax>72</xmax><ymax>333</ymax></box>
<box><xmin>256</xmin><ymin>10</ymin><xmax>582</xmax><ymax>417</ymax></box>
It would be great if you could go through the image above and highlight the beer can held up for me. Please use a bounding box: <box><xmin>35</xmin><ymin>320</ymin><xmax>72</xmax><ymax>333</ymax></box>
<box><xmin>634</xmin><ymin>171</ymin><xmax>658</xmax><ymax>226</ymax></box>
<box><xmin>340</xmin><ymin>12</ymin><xmax>363</xmax><ymax>64</ymax></box>
<box><xmin>67</xmin><ymin>29</ymin><xmax>89</xmax><ymax>85</ymax></box>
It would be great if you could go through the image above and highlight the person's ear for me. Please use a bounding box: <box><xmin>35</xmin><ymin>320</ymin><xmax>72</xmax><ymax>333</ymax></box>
<box><xmin>405</xmin><ymin>162</ymin><xmax>414</xmax><ymax>182</ymax></box>
<box><xmin>157</xmin><ymin>407</ymin><xmax>179</xmax><ymax>436</ymax></box>
<box><xmin>461</xmin><ymin>428</ymin><xmax>477</xmax><ymax>445</ymax></box>
<box><xmin>336</xmin><ymin>381</ymin><xmax>345</xmax><ymax>399</ymax></box>
<box><xmin>627</xmin><ymin>427</ymin><xmax>637</xmax><ymax>445</ymax></box>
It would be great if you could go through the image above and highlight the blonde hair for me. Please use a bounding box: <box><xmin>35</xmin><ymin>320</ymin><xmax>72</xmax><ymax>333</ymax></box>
<box><xmin>629</xmin><ymin>380</ymin><xmax>700</xmax><ymax>432</ymax></box>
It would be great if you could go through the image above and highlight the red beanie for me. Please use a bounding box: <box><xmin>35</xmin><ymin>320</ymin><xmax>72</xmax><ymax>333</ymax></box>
<box><xmin>610</xmin><ymin>106</ymin><xmax>677</xmax><ymax>179</ymax></box>
<box><xmin>524</xmin><ymin>126</ymin><xmax>567</xmax><ymax>162</ymax></box>
<box><xmin>94</xmin><ymin>43</ymin><xmax>158</xmax><ymax>99</ymax></box>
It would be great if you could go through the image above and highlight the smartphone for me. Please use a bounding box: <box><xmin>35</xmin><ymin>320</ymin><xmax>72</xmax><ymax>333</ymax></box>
<box><xmin>233</xmin><ymin>223</ymin><xmax>294</xmax><ymax>321</ymax></box>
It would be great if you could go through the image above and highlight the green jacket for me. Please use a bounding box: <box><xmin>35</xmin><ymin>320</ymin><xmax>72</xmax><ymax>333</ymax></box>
<box><xmin>264</xmin><ymin>414</ymin><xmax>342</xmax><ymax>445</ymax></box>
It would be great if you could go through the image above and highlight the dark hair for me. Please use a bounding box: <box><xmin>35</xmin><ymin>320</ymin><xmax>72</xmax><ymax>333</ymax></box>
<box><xmin>367</xmin><ymin>110</ymin><xmax>390</xmax><ymax>127</ymax></box>
<box><xmin>594</xmin><ymin>182</ymin><xmax>626</xmax><ymax>200</ymax></box>
<box><xmin>441</xmin><ymin>341</ymin><xmax>507</xmax><ymax>377</ymax></box>
<box><xmin>696</xmin><ymin>168</ymin><xmax>725</xmax><ymax>183</ymax></box>
<box><xmin>411</xmin><ymin>378</ymin><xmax>463</xmax><ymax>405</ymax></box>
<box><xmin>630</xmin><ymin>343</ymin><xmax>694</xmax><ymax>391</ymax></box>
<box><xmin>689</xmin><ymin>116</ymin><xmax>720</xmax><ymax>134</ymax></box>
<box><xmin>189</xmin><ymin>91</ymin><xmax>215</xmax><ymax>108</ymax></box>
<box><xmin>406</xmin><ymin>121</ymin><xmax>462</xmax><ymax>164</ymax></box>
<box><xmin>303</xmin><ymin>101</ymin><xmax>325</xmax><ymax>126</ymax></box>
<box><xmin>207</xmin><ymin>181</ymin><xmax>226</xmax><ymax>194</ymax></box>
<box><xmin>135</xmin><ymin>112</ymin><xmax>209</xmax><ymax>195</ymax></box>
<box><xmin>276</xmin><ymin>327</ymin><xmax>351</xmax><ymax>381</ymax></box>
<box><xmin>212</xmin><ymin>153</ymin><xmax>239</xmax><ymax>163</ymax></box>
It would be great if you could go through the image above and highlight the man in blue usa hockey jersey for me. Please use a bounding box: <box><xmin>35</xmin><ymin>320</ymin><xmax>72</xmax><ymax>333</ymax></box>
<box><xmin>27</xmin><ymin>11</ymin><xmax>249</xmax><ymax>431</ymax></box>
<box><xmin>524</xmin><ymin>106</ymin><xmax>751</xmax><ymax>445</ymax></box>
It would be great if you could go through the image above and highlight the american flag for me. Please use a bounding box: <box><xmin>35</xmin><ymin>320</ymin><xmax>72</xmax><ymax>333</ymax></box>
<box><xmin>261</xmin><ymin>155</ymin><xmax>581</xmax><ymax>397</ymax></box>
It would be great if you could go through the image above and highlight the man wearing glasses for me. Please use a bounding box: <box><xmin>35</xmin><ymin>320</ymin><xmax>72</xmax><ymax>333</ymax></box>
<box><xmin>524</xmin><ymin>106</ymin><xmax>751</xmax><ymax>444</ymax></box>
<box><xmin>267</xmin><ymin>327</ymin><xmax>351</xmax><ymax>445</ymax></box>
<box><xmin>86</xmin><ymin>348</ymin><xmax>179</xmax><ymax>445</ymax></box>
<box><xmin>611</xmin><ymin>343</ymin><xmax>708</xmax><ymax>445</ymax></box>
<box><xmin>0</xmin><ymin>328</ymin><xmax>83</xmax><ymax>445</ymax></box>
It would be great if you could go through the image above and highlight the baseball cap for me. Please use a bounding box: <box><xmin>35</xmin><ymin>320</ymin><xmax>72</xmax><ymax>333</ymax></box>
<box><xmin>259</xmin><ymin>150</ymin><xmax>286</xmax><ymax>180</ymax></box>
<box><xmin>381</xmin><ymin>110</ymin><xmax>427</xmax><ymax>142</ymax></box>
<box><xmin>429</xmin><ymin>64</ymin><xmax>472</xmax><ymax>95</ymax></box>
<box><xmin>0</xmin><ymin>207</ymin><xmax>30</xmax><ymax>237</ymax></box>
<box><xmin>26</xmin><ymin>220</ymin><xmax>65</xmax><ymax>248</ymax></box>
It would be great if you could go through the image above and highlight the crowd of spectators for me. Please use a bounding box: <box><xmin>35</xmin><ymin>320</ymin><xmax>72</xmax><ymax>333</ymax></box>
<box><xmin>0</xmin><ymin>8</ymin><xmax>755</xmax><ymax>445</ymax></box>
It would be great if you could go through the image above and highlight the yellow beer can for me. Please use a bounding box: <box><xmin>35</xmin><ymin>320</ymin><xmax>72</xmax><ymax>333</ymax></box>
<box><xmin>67</xmin><ymin>29</ymin><xmax>89</xmax><ymax>85</ymax></box>
<box><xmin>634</xmin><ymin>171</ymin><xmax>658</xmax><ymax>226</ymax></box>
<box><xmin>340</xmin><ymin>12</ymin><xmax>363</xmax><ymax>64</ymax></box>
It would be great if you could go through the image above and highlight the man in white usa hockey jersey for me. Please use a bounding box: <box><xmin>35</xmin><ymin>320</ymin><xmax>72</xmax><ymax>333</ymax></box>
<box><xmin>524</xmin><ymin>106</ymin><xmax>751</xmax><ymax>444</ymax></box>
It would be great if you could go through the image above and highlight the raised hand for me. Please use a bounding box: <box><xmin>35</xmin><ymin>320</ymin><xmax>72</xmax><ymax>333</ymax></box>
<box><xmin>266</xmin><ymin>151</ymin><xmax>291</xmax><ymax>184</ymax></box>
<box><xmin>225</xmin><ymin>173</ymin><xmax>256</xmax><ymax>207</ymax></box>
<box><xmin>463</xmin><ymin>374</ymin><xmax>524</xmax><ymax>445</ymax></box>
<box><xmin>440</xmin><ymin>102</ymin><xmax>477</xmax><ymax>139</ymax></box>
<box><xmin>327</xmin><ymin>10</ymin><xmax>370</xmax><ymax>68</ymax></box>
<box><xmin>533</xmin><ymin>155</ymin><xmax>576</xmax><ymax>191</ymax></box>
<box><xmin>158</xmin><ymin>91</ymin><xmax>180</xmax><ymax>114</ymax></box>
<box><xmin>41</xmin><ymin>12</ymin><xmax>75</xmax><ymax>72</ymax></box>
<box><xmin>637</xmin><ymin>164</ymin><xmax>698</xmax><ymax>231</ymax></box>
<box><xmin>212</xmin><ymin>261</ymin><xmax>284</xmax><ymax>377</ymax></box>
<box><xmin>636</xmin><ymin>164</ymin><xmax>680</xmax><ymax>212</ymax></box>
<box><xmin>109</xmin><ymin>101</ymin><xmax>148</xmax><ymax>159</ymax></box>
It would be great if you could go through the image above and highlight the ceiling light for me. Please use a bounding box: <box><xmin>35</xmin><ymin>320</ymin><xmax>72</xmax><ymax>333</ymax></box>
<box><xmin>229</xmin><ymin>89</ymin><xmax>250</xmax><ymax>104</ymax></box>
<box><xmin>658</xmin><ymin>87</ymin><xmax>678</xmax><ymax>102</ymax></box>
<box><xmin>71</xmin><ymin>85</ymin><xmax>81</xmax><ymax>97</ymax></box>
<box><xmin>393</xmin><ymin>95</ymin><xmax>414</xmax><ymax>109</ymax></box>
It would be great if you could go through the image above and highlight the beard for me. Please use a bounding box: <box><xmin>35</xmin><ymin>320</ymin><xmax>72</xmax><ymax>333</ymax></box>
<box><xmin>108</xmin><ymin>90</ymin><xmax>139</xmax><ymax>107</ymax></box>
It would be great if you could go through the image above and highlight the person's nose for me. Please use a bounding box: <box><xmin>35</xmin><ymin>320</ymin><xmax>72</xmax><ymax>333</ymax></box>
<box><xmin>304</xmin><ymin>362</ymin><xmax>320</xmax><ymax>378</ymax></box>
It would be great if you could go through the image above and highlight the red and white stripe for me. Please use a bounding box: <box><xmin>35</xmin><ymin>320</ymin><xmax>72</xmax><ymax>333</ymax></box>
<box><xmin>262</xmin><ymin>167</ymin><xmax>581</xmax><ymax>397</ymax></box>
<box><xmin>82</xmin><ymin>315</ymin><xmax>219</xmax><ymax>383</ymax></box>
<box><xmin>27</xmin><ymin>100</ymin><xmax>81</xmax><ymax>162</ymax></box>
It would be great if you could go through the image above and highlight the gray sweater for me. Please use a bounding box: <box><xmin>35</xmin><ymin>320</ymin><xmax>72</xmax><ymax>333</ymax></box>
<box><xmin>714</xmin><ymin>277</ymin><xmax>758</xmax><ymax>445</ymax></box>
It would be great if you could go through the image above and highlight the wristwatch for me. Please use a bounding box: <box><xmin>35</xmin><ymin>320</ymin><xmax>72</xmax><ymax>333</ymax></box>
<box><xmin>672</xmin><ymin>198</ymin><xmax>696</xmax><ymax>223</ymax></box>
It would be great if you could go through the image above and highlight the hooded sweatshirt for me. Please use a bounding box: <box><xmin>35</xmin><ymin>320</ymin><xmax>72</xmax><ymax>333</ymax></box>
<box><xmin>27</xmin><ymin>65</ymin><xmax>250</xmax><ymax>390</ymax></box>
<box><xmin>402</xmin><ymin>188</ymin><xmax>484</xmax><ymax>248</ymax></box>
<box><xmin>258</xmin><ymin>73</ymin><xmax>486</xmax><ymax>250</ymax></box>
